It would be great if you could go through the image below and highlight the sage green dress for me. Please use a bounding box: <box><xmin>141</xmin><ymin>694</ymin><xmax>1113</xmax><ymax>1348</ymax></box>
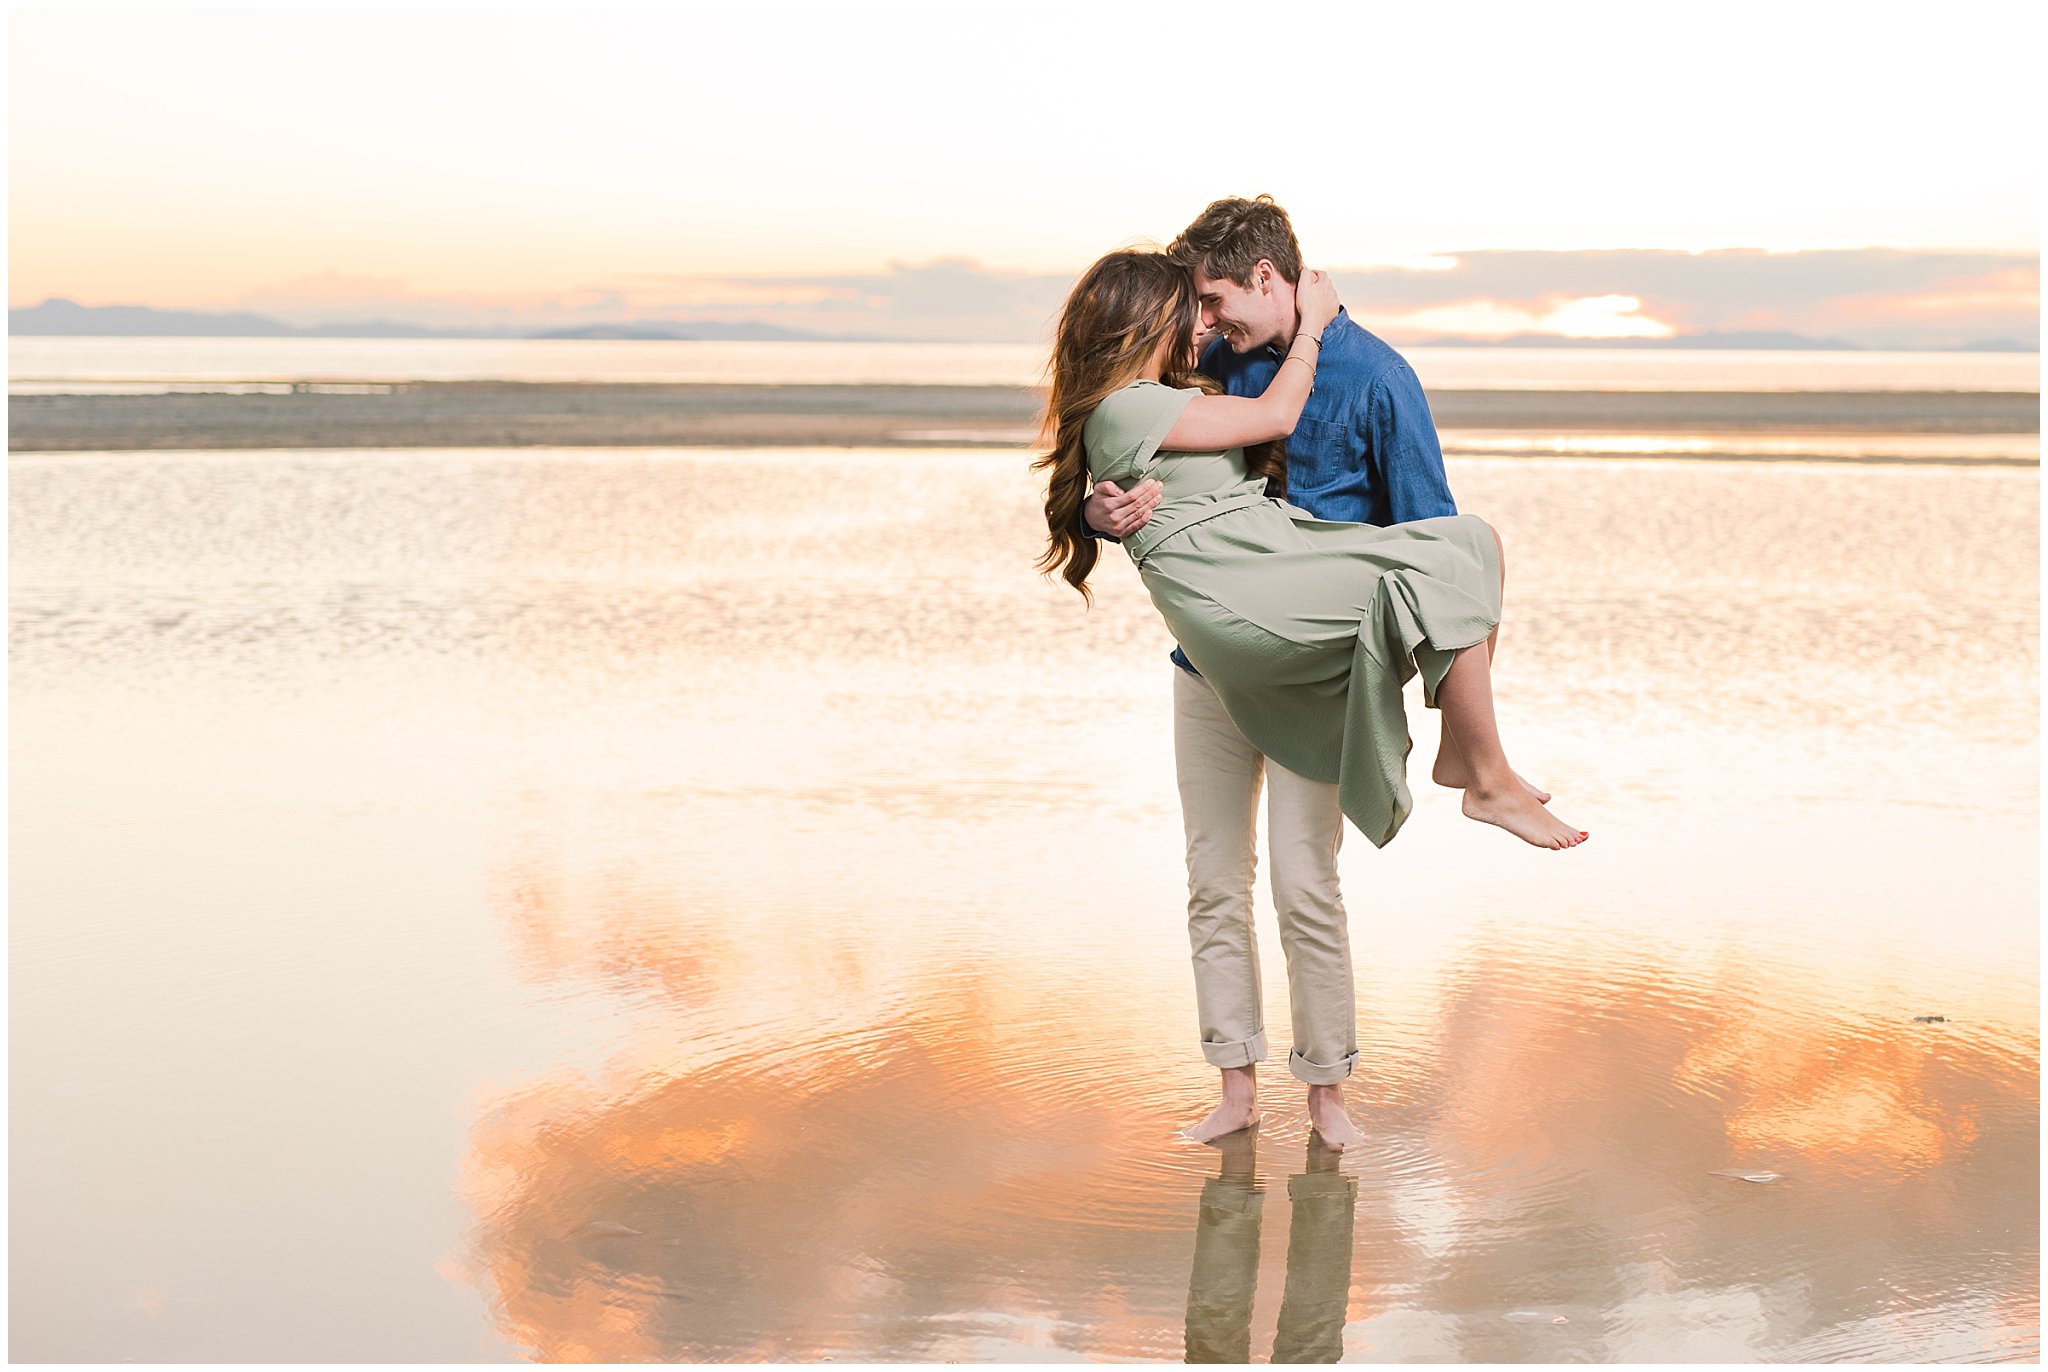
<box><xmin>1084</xmin><ymin>379</ymin><xmax>1503</xmax><ymax>848</ymax></box>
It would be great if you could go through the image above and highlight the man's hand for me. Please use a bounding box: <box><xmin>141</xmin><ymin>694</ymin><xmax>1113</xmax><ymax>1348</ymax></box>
<box><xmin>1084</xmin><ymin>478</ymin><xmax>1162</xmax><ymax>538</ymax></box>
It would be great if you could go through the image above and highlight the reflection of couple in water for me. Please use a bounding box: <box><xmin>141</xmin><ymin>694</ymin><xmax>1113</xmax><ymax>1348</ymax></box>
<box><xmin>1036</xmin><ymin>197</ymin><xmax>1586</xmax><ymax>1148</ymax></box>
<box><xmin>1186</xmin><ymin>1130</ymin><xmax>1355</xmax><ymax>1363</ymax></box>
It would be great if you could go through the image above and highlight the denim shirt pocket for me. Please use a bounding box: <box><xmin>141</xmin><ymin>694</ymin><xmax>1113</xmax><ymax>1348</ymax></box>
<box><xmin>1285</xmin><ymin>416</ymin><xmax>1348</xmax><ymax>489</ymax></box>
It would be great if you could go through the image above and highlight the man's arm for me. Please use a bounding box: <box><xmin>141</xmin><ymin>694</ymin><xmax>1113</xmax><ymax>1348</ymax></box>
<box><xmin>1082</xmin><ymin>478</ymin><xmax>1162</xmax><ymax>541</ymax></box>
<box><xmin>1366</xmin><ymin>363</ymin><xmax>1458</xmax><ymax>522</ymax></box>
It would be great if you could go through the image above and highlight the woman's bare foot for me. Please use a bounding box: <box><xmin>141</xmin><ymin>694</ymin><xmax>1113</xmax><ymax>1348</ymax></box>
<box><xmin>1306</xmin><ymin>1086</ymin><xmax>1362</xmax><ymax>1150</ymax></box>
<box><xmin>1462</xmin><ymin>782</ymin><xmax>1586</xmax><ymax>849</ymax></box>
<box><xmin>1432</xmin><ymin>753</ymin><xmax>1550</xmax><ymax>804</ymax></box>
<box><xmin>1179</xmin><ymin>1099</ymin><xmax>1261</xmax><ymax>1143</ymax></box>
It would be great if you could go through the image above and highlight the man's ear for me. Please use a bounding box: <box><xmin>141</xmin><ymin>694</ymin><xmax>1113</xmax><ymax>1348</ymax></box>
<box><xmin>1253</xmin><ymin>258</ymin><xmax>1276</xmax><ymax>292</ymax></box>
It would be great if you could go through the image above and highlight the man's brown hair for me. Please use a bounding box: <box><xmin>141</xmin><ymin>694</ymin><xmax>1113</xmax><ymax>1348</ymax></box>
<box><xmin>1169</xmin><ymin>194</ymin><xmax>1303</xmax><ymax>288</ymax></box>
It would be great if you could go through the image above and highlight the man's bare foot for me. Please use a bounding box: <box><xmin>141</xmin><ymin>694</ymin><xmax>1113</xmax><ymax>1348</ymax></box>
<box><xmin>1306</xmin><ymin>1086</ymin><xmax>1362</xmax><ymax>1150</ymax></box>
<box><xmin>1179</xmin><ymin>1099</ymin><xmax>1261</xmax><ymax>1143</ymax></box>
<box><xmin>1432</xmin><ymin>753</ymin><xmax>1550</xmax><ymax>804</ymax></box>
<box><xmin>1462</xmin><ymin>782</ymin><xmax>1586</xmax><ymax>849</ymax></box>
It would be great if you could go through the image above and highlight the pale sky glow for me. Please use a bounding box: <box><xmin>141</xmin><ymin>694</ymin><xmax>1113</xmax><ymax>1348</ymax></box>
<box><xmin>6</xmin><ymin>1</ymin><xmax>2041</xmax><ymax>335</ymax></box>
<box><xmin>1363</xmin><ymin>294</ymin><xmax>1678</xmax><ymax>342</ymax></box>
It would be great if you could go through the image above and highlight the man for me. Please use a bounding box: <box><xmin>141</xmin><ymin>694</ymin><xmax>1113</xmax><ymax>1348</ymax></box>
<box><xmin>1083</xmin><ymin>195</ymin><xmax>1458</xmax><ymax>1149</ymax></box>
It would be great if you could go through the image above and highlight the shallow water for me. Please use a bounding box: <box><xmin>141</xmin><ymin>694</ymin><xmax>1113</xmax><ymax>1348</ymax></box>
<box><xmin>10</xmin><ymin>335</ymin><xmax>2040</xmax><ymax>392</ymax></box>
<box><xmin>8</xmin><ymin>447</ymin><xmax>2038</xmax><ymax>1361</ymax></box>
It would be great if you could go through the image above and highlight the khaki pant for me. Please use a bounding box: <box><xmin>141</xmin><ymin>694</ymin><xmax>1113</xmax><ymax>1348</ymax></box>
<box><xmin>1174</xmin><ymin>668</ymin><xmax>1358</xmax><ymax>1085</ymax></box>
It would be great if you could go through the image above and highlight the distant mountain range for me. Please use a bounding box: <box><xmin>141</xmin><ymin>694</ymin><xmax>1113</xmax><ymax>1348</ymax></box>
<box><xmin>6</xmin><ymin>298</ymin><xmax>2037</xmax><ymax>351</ymax></box>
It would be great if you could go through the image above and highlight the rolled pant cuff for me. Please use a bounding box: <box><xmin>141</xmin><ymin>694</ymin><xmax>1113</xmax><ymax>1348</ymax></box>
<box><xmin>1288</xmin><ymin>1047</ymin><xmax>1358</xmax><ymax>1086</ymax></box>
<box><xmin>1200</xmin><ymin>1029</ymin><xmax>1269</xmax><ymax>1069</ymax></box>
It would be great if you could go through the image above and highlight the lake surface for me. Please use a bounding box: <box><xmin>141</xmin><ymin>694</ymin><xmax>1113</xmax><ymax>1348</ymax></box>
<box><xmin>8</xmin><ymin>445</ymin><xmax>2039</xmax><ymax>1361</ymax></box>
<box><xmin>10</xmin><ymin>336</ymin><xmax>2041</xmax><ymax>393</ymax></box>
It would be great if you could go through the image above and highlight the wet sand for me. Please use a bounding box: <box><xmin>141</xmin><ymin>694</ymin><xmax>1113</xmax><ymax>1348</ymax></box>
<box><xmin>8</xmin><ymin>382</ymin><xmax>2037</xmax><ymax>451</ymax></box>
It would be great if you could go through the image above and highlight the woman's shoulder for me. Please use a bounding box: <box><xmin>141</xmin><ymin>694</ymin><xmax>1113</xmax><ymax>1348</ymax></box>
<box><xmin>1097</xmin><ymin>379</ymin><xmax>1187</xmax><ymax>406</ymax></box>
<box><xmin>1092</xmin><ymin>378</ymin><xmax>1193</xmax><ymax>412</ymax></box>
<box><xmin>1087</xmin><ymin>379</ymin><xmax>1190</xmax><ymax>427</ymax></box>
<box><xmin>1083</xmin><ymin>379</ymin><xmax>1200</xmax><ymax>469</ymax></box>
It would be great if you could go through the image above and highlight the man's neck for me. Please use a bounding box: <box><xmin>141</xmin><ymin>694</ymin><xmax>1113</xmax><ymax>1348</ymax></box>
<box><xmin>1268</xmin><ymin>302</ymin><xmax>1344</xmax><ymax>355</ymax></box>
<box><xmin>1260</xmin><ymin>285</ymin><xmax>1304</xmax><ymax>354</ymax></box>
<box><xmin>1259</xmin><ymin>314</ymin><xmax>1299</xmax><ymax>355</ymax></box>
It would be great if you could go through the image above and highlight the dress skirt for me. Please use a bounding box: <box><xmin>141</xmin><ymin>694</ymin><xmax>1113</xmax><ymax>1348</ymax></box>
<box><xmin>1137</xmin><ymin>503</ymin><xmax>1504</xmax><ymax>848</ymax></box>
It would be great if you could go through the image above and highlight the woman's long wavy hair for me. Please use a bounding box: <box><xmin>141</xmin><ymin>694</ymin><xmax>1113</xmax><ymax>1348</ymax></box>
<box><xmin>1034</xmin><ymin>249</ymin><xmax>1285</xmax><ymax>602</ymax></box>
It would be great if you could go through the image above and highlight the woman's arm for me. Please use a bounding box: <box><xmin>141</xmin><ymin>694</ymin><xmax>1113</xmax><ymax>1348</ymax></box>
<box><xmin>1160</xmin><ymin>268</ymin><xmax>1340</xmax><ymax>451</ymax></box>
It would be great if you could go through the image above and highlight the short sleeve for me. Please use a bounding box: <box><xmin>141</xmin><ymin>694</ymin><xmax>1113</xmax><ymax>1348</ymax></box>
<box><xmin>1082</xmin><ymin>381</ymin><xmax>1196</xmax><ymax>483</ymax></box>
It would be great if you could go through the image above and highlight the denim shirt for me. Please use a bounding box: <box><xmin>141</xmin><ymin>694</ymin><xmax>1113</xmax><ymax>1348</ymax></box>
<box><xmin>1164</xmin><ymin>306</ymin><xmax>1459</xmax><ymax>674</ymax></box>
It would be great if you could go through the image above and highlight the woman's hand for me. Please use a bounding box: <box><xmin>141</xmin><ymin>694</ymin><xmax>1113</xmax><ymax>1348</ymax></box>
<box><xmin>1295</xmin><ymin>268</ymin><xmax>1339</xmax><ymax>336</ymax></box>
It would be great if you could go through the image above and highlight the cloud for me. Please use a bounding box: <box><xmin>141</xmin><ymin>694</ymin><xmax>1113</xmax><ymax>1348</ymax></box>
<box><xmin>211</xmin><ymin>249</ymin><xmax>2036</xmax><ymax>347</ymax></box>
<box><xmin>1356</xmin><ymin>294</ymin><xmax>1678</xmax><ymax>342</ymax></box>
<box><xmin>1331</xmin><ymin>249</ymin><xmax>2038</xmax><ymax>347</ymax></box>
<box><xmin>231</xmin><ymin>275</ymin><xmax>637</xmax><ymax>330</ymax></box>
<box><xmin>1797</xmin><ymin>264</ymin><xmax>2040</xmax><ymax>346</ymax></box>
<box><xmin>549</xmin><ymin>258</ymin><xmax>1079</xmax><ymax>341</ymax></box>
<box><xmin>721</xmin><ymin>258</ymin><xmax>1074</xmax><ymax>336</ymax></box>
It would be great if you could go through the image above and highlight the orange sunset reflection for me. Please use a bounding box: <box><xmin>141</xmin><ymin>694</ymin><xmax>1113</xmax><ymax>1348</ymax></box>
<box><xmin>451</xmin><ymin>842</ymin><xmax>2037</xmax><ymax>1361</ymax></box>
<box><xmin>453</xmin><ymin>1001</ymin><xmax>1202</xmax><ymax>1360</ymax></box>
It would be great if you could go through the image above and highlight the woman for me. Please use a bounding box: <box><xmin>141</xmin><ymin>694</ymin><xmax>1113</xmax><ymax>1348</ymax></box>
<box><xmin>1036</xmin><ymin>249</ymin><xmax>1584</xmax><ymax>851</ymax></box>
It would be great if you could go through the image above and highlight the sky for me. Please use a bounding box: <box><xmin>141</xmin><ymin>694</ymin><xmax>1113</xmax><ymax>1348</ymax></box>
<box><xmin>6</xmin><ymin>2</ymin><xmax>2041</xmax><ymax>345</ymax></box>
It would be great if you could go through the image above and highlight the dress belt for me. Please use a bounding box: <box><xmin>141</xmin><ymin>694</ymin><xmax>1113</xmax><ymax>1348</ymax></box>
<box><xmin>1128</xmin><ymin>493</ymin><xmax>1274</xmax><ymax>565</ymax></box>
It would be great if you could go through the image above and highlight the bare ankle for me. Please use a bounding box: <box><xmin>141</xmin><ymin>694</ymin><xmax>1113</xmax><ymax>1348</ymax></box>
<box><xmin>1467</xmin><ymin>767</ymin><xmax>1519</xmax><ymax>797</ymax></box>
